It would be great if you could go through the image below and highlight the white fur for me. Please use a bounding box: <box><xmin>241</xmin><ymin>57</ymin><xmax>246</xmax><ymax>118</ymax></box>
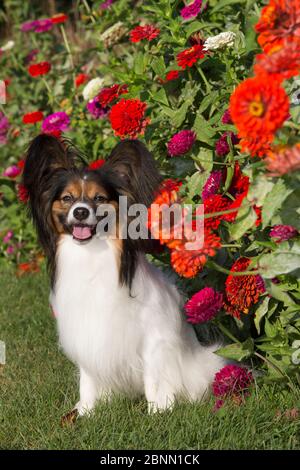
<box><xmin>51</xmin><ymin>234</ymin><xmax>225</xmax><ymax>415</ymax></box>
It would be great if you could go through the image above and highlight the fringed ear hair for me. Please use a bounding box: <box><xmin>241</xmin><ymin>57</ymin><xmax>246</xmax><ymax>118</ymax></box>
<box><xmin>22</xmin><ymin>134</ymin><xmax>79</xmax><ymax>285</ymax></box>
<box><xmin>101</xmin><ymin>140</ymin><xmax>162</xmax><ymax>292</ymax></box>
<box><xmin>102</xmin><ymin>139</ymin><xmax>162</xmax><ymax>207</ymax></box>
<box><xmin>23</xmin><ymin>134</ymin><xmax>77</xmax><ymax>201</ymax></box>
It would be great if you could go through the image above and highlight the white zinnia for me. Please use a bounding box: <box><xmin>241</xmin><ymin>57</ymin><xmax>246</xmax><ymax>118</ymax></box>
<box><xmin>100</xmin><ymin>21</ymin><xmax>127</xmax><ymax>47</ymax></box>
<box><xmin>203</xmin><ymin>32</ymin><xmax>236</xmax><ymax>51</ymax></box>
<box><xmin>1</xmin><ymin>40</ymin><xmax>15</xmax><ymax>52</ymax></box>
<box><xmin>82</xmin><ymin>77</ymin><xmax>105</xmax><ymax>101</ymax></box>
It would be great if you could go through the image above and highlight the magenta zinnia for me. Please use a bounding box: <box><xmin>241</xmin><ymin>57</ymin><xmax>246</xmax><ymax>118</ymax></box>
<box><xmin>42</xmin><ymin>111</ymin><xmax>70</xmax><ymax>134</ymax></box>
<box><xmin>213</xmin><ymin>365</ymin><xmax>253</xmax><ymax>398</ymax></box>
<box><xmin>181</xmin><ymin>0</ymin><xmax>203</xmax><ymax>20</ymax></box>
<box><xmin>167</xmin><ymin>130</ymin><xmax>196</xmax><ymax>156</ymax></box>
<box><xmin>184</xmin><ymin>287</ymin><xmax>223</xmax><ymax>324</ymax></box>
<box><xmin>202</xmin><ymin>170</ymin><xmax>223</xmax><ymax>201</ymax></box>
<box><xmin>270</xmin><ymin>225</ymin><xmax>298</xmax><ymax>242</ymax></box>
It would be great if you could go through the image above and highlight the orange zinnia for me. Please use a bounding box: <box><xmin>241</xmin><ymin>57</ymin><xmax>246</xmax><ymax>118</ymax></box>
<box><xmin>224</xmin><ymin>258</ymin><xmax>265</xmax><ymax>319</ymax></box>
<box><xmin>229</xmin><ymin>76</ymin><xmax>289</xmax><ymax>157</ymax></box>
<box><xmin>170</xmin><ymin>230</ymin><xmax>221</xmax><ymax>278</ymax></box>
<box><xmin>265</xmin><ymin>143</ymin><xmax>300</xmax><ymax>176</ymax></box>
<box><xmin>255</xmin><ymin>0</ymin><xmax>300</xmax><ymax>52</ymax></box>
<box><xmin>254</xmin><ymin>41</ymin><xmax>300</xmax><ymax>81</ymax></box>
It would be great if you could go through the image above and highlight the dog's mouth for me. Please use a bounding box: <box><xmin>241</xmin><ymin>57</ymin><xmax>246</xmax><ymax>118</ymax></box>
<box><xmin>72</xmin><ymin>224</ymin><xmax>96</xmax><ymax>242</ymax></box>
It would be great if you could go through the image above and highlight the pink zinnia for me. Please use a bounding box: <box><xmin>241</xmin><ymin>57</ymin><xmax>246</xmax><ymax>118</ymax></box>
<box><xmin>270</xmin><ymin>225</ymin><xmax>298</xmax><ymax>243</ymax></box>
<box><xmin>221</xmin><ymin>109</ymin><xmax>233</xmax><ymax>125</ymax></box>
<box><xmin>215</xmin><ymin>132</ymin><xmax>239</xmax><ymax>157</ymax></box>
<box><xmin>34</xmin><ymin>19</ymin><xmax>53</xmax><ymax>33</ymax></box>
<box><xmin>167</xmin><ymin>130</ymin><xmax>196</xmax><ymax>156</ymax></box>
<box><xmin>184</xmin><ymin>287</ymin><xmax>223</xmax><ymax>324</ymax></box>
<box><xmin>213</xmin><ymin>365</ymin><xmax>253</xmax><ymax>398</ymax></box>
<box><xmin>181</xmin><ymin>0</ymin><xmax>203</xmax><ymax>20</ymax></box>
<box><xmin>202</xmin><ymin>170</ymin><xmax>223</xmax><ymax>201</ymax></box>
<box><xmin>42</xmin><ymin>111</ymin><xmax>70</xmax><ymax>134</ymax></box>
<box><xmin>3</xmin><ymin>230</ymin><xmax>13</xmax><ymax>244</ymax></box>
<box><xmin>3</xmin><ymin>165</ymin><xmax>21</xmax><ymax>178</ymax></box>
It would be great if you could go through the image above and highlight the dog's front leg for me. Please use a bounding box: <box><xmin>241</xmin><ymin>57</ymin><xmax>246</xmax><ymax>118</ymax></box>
<box><xmin>75</xmin><ymin>367</ymin><xmax>99</xmax><ymax>416</ymax></box>
<box><xmin>143</xmin><ymin>342</ymin><xmax>177</xmax><ymax>414</ymax></box>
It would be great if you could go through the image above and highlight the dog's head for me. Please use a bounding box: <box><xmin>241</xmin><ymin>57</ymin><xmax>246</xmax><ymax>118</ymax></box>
<box><xmin>23</xmin><ymin>134</ymin><xmax>161</xmax><ymax>287</ymax></box>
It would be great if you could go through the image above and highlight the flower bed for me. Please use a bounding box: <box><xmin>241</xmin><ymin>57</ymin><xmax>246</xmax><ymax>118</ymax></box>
<box><xmin>0</xmin><ymin>0</ymin><xmax>300</xmax><ymax>388</ymax></box>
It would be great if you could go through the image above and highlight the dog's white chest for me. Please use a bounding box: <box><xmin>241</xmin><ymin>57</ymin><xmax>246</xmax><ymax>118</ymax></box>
<box><xmin>52</xmin><ymin>236</ymin><xmax>143</xmax><ymax>392</ymax></box>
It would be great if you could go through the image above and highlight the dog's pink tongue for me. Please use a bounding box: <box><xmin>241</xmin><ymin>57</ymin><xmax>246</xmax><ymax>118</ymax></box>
<box><xmin>73</xmin><ymin>226</ymin><xmax>92</xmax><ymax>240</ymax></box>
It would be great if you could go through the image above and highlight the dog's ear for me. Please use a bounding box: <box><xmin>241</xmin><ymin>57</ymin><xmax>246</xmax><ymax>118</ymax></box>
<box><xmin>23</xmin><ymin>134</ymin><xmax>76</xmax><ymax>201</ymax></box>
<box><xmin>22</xmin><ymin>135</ymin><xmax>78</xmax><ymax>285</ymax></box>
<box><xmin>102</xmin><ymin>139</ymin><xmax>162</xmax><ymax>206</ymax></box>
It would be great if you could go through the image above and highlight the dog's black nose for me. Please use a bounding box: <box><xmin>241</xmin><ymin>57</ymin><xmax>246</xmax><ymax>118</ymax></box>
<box><xmin>73</xmin><ymin>207</ymin><xmax>90</xmax><ymax>221</ymax></box>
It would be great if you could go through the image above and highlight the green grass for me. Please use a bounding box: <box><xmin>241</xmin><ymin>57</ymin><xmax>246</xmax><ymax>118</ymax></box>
<box><xmin>0</xmin><ymin>267</ymin><xmax>299</xmax><ymax>450</ymax></box>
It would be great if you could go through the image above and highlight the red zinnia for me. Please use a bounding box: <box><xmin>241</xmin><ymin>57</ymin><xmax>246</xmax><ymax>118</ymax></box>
<box><xmin>109</xmin><ymin>98</ymin><xmax>150</xmax><ymax>138</ymax></box>
<box><xmin>129</xmin><ymin>25</ymin><xmax>160</xmax><ymax>43</ymax></box>
<box><xmin>224</xmin><ymin>257</ymin><xmax>265</xmax><ymax>319</ymax></box>
<box><xmin>176</xmin><ymin>45</ymin><xmax>206</xmax><ymax>69</ymax></box>
<box><xmin>166</xmin><ymin>70</ymin><xmax>180</xmax><ymax>81</ymax></box>
<box><xmin>28</xmin><ymin>61</ymin><xmax>51</xmax><ymax>77</ymax></box>
<box><xmin>17</xmin><ymin>183</ymin><xmax>29</xmax><ymax>203</ymax></box>
<box><xmin>88</xmin><ymin>159</ymin><xmax>106</xmax><ymax>170</ymax></box>
<box><xmin>203</xmin><ymin>163</ymin><xmax>249</xmax><ymax>229</ymax></box>
<box><xmin>51</xmin><ymin>13</ymin><xmax>68</xmax><ymax>24</ymax></box>
<box><xmin>98</xmin><ymin>84</ymin><xmax>128</xmax><ymax>107</ymax></box>
<box><xmin>22</xmin><ymin>111</ymin><xmax>44</xmax><ymax>124</ymax></box>
<box><xmin>75</xmin><ymin>73</ymin><xmax>89</xmax><ymax>88</ymax></box>
<box><xmin>229</xmin><ymin>76</ymin><xmax>289</xmax><ymax>156</ymax></box>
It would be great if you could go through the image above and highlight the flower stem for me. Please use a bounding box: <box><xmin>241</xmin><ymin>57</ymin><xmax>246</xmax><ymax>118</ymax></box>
<box><xmin>60</xmin><ymin>24</ymin><xmax>75</xmax><ymax>70</ymax></box>
<box><xmin>215</xmin><ymin>320</ymin><xmax>241</xmax><ymax>344</ymax></box>
<box><xmin>82</xmin><ymin>0</ymin><xmax>96</xmax><ymax>23</ymax></box>
<box><xmin>207</xmin><ymin>260</ymin><xmax>260</xmax><ymax>277</ymax></box>
<box><xmin>197</xmin><ymin>65</ymin><xmax>211</xmax><ymax>94</ymax></box>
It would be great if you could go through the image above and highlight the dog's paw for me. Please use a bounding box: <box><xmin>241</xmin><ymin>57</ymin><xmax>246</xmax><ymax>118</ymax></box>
<box><xmin>147</xmin><ymin>400</ymin><xmax>174</xmax><ymax>414</ymax></box>
<box><xmin>60</xmin><ymin>408</ymin><xmax>78</xmax><ymax>427</ymax></box>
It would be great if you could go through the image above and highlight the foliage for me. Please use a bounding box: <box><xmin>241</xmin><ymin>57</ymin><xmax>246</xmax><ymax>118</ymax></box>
<box><xmin>0</xmin><ymin>0</ymin><xmax>300</xmax><ymax>386</ymax></box>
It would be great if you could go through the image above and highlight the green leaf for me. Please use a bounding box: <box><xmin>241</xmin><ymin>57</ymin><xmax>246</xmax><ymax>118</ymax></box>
<box><xmin>186</xmin><ymin>170</ymin><xmax>208</xmax><ymax>199</ymax></box>
<box><xmin>259</xmin><ymin>242</ymin><xmax>300</xmax><ymax>278</ymax></box>
<box><xmin>197</xmin><ymin>91</ymin><xmax>218</xmax><ymax>115</ymax></box>
<box><xmin>247</xmin><ymin>175</ymin><xmax>274</xmax><ymax>207</ymax></box>
<box><xmin>134</xmin><ymin>51</ymin><xmax>145</xmax><ymax>75</ymax></box>
<box><xmin>193</xmin><ymin>114</ymin><xmax>215</xmax><ymax>145</ymax></box>
<box><xmin>211</xmin><ymin>0</ymin><xmax>247</xmax><ymax>13</ymax></box>
<box><xmin>229</xmin><ymin>204</ymin><xmax>257</xmax><ymax>241</ymax></box>
<box><xmin>264</xmin><ymin>279</ymin><xmax>297</xmax><ymax>307</ymax></box>
<box><xmin>264</xmin><ymin>318</ymin><xmax>278</xmax><ymax>338</ymax></box>
<box><xmin>216</xmin><ymin>338</ymin><xmax>254</xmax><ymax>361</ymax></box>
<box><xmin>151</xmin><ymin>56</ymin><xmax>166</xmax><ymax>77</ymax></box>
<box><xmin>171</xmin><ymin>102</ymin><xmax>190</xmax><ymax>128</ymax></box>
<box><xmin>151</xmin><ymin>88</ymin><xmax>169</xmax><ymax>106</ymax></box>
<box><xmin>193</xmin><ymin>148</ymin><xmax>213</xmax><ymax>172</ymax></box>
<box><xmin>254</xmin><ymin>297</ymin><xmax>270</xmax><ymax>335</ymax></box>
<box><xmin>262</xmin><ymin>180</ymin><xmax>293</xmax><ymax>228</ymax></box>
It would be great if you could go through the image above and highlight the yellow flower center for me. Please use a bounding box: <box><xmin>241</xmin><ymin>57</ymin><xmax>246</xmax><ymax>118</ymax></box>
<box><xmin>249</xmin><ymin>100</ymin><xmax>264</xmax><ymax>117</ymax></box>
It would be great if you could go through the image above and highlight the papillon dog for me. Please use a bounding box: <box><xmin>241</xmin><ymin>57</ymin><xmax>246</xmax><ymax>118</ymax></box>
<box><xmin>23</xmin><ymin>134</ymin><xmax>225</xmax><ymax>420</ymax></box>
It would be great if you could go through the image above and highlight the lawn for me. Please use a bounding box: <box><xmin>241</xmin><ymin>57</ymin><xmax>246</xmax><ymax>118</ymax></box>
<box><xmin>0</xmin><ymin>266</ymin><xmax>299</xmax><ymax>450</ymax></box>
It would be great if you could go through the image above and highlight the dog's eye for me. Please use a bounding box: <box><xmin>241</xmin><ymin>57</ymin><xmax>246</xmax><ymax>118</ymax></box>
<box><xmin>94</xmin><ymin>195</ymin><xmax>106</xmax><ymax>203</ymax></box>
<box><xmin>62</xmin><ymin>195</ymin><xmax>73</xmax><ymax>203</ymax></box>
